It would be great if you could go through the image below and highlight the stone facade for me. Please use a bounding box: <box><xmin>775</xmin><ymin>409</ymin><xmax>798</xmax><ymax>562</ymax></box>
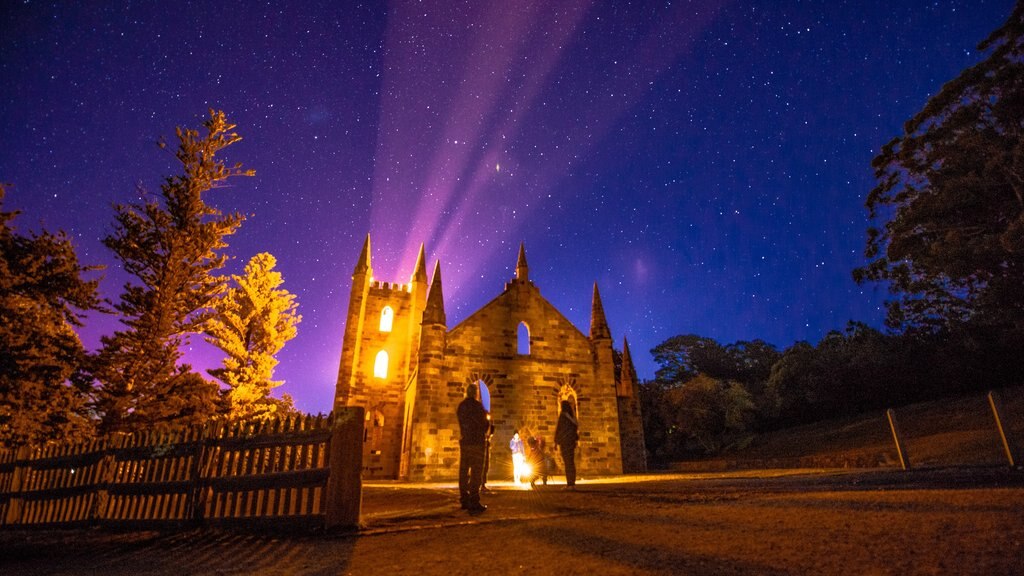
<box><xmin>334</xmin><ymin>236</ymin><xmax>647</xmax><ymax>481</ymax></box>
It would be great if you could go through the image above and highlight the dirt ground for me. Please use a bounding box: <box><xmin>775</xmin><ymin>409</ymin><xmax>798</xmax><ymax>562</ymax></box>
<box><xmin>2</xmin><ymin>467</ymin><xmax>1022</xmax><ymax>575</ymax></box>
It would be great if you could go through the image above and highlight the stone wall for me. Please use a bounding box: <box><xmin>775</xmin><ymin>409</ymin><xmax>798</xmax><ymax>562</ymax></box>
<box><xmin>405</xmin><ymin>279</ymin><xmax>624</xmax><ymax>481</ymax></box>
<box><xmin>335</xmin><ymin>238</ymin><xmax>645</xmax><ymax>482</ymax></box>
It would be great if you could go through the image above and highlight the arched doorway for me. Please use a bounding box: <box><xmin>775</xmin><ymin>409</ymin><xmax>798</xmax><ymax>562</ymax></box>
<box><xmin>558</xmin><ymin>380</ymin><xmax>578</xmax><ymax>420</ymax></box>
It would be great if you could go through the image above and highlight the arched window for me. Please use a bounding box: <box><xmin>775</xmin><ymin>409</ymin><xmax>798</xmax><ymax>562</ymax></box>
<box><xmin>373</xmin><ymin>350</ymin><xmax>389</xmax><ymax>379</ymax></box>
<box><xmin>559</xmin><ymin>381</ymin><xmax>579</xmax><ymax>423</ymax></box>
<box><xmin>517</xmin><ymin>321</ymin><xmax>530</xmax><ymax>355</ymax></box>
<box><xmin>379</xmin><ymin>306</ymin><xmax>394</xmax><ymax>332</ymax></box>
<box><xmin>477</xmin><ymin>379</ymin><xmax>491</xmax><ymax>412</ymax></box>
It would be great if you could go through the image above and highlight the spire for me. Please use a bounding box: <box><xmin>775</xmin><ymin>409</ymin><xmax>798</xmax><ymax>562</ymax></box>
<box><xmin>354</xmin><ymin>233</ymin><xmax>371</xmax><ymax>275</ymax></box>
<box><xmin>620</xmin><ymin>336</ymin><xmax>638</xmax><ymax>395</ymax></box>
<box><xmin>590</xmin><ymin>283</ymin><xmax>611</xmax><ymax>340</ymax></box>
<box><xmin>411</xmin><ymin>243</ymin><xmax>428</xmax><ymax>284</ymax></box>
<box><xmin>423</xmin><ymin>260</ymin><xmax>446</xmax><ymax>325</ymax></box>
<box><xmin>515</xmin><ymin>242</ymin><xmax>529</xmax><ymax>281</ymax></box>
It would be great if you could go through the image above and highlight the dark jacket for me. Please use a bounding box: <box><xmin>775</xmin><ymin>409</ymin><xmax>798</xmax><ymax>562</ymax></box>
<box><xmin>457</xmin><ymin>398</ymin><xmax>489</xmax><ymax>445</ymax></box>
<box><xmin>554</xmin><ymin>411</ymin><xmax>579</xmax><ymax>448</ymax></box>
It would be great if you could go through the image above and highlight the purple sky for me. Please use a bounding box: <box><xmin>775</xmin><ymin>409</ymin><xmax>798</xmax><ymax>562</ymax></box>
<box><xmin>1</xmin><ymin>0</ymin><xmax>1015</xmax><ymax>413</ymax></box>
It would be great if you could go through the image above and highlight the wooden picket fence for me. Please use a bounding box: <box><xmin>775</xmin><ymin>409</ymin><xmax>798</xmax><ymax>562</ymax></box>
<box><xmin>0</xmin><ymin>407</ymin><xmax>363</xmax><ymax>530</ymax></box>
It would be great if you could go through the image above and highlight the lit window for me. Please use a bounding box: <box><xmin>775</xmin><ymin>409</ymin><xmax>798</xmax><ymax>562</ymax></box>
<box><xmin>379</xmin><ymin>306</ymin><xmax>394</xmax><ymax>332</ymax></box>
<box><xmin>517</xmin><ymin>322</ymin><xmax>530</xmax><ymax>355</ymax></box>
<box><xmin>374</xmin><ymin>350</ymin><xmax>388</xmax><ymax>379</ymax></box>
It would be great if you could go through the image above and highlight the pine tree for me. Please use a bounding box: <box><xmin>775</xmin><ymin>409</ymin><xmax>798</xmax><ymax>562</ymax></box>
<box><xmin>205</xmin><ymin>253</ymin><xmax>301</xmax><ymax>422</ymax></box>
<box><xmin>92</xmin><ymin>111</ymin><xmax>252</xmax><ymax>435</ymax></box>
<box><xmin>0</xmin><ymin>185</ymin><xmax>102</xmax><ymax>448</ymax></box>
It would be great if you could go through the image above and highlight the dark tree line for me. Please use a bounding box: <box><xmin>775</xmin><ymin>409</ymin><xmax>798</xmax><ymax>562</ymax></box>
<box><xmin>642</xmin><ymin>322</ymin><xmax>1024</xmax><ymax>463</ymax></box>
<box><xmin>643</xmin><ymin>3</ymin><xmax>1024</xmax><ymax>463</ymax></box>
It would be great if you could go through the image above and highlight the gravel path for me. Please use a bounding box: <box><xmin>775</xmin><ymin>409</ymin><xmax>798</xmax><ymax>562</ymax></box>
<box><xmin>2</xmin><ymin>468</ymin><xmax>1022</xmax><ymax>575</ymax></box>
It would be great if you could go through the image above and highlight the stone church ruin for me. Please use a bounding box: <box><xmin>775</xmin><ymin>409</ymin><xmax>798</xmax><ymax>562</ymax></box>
<box><xmin>333</xmin><ymin>235</ymin><xmax>646</xmax><ymax>481</ymax></box>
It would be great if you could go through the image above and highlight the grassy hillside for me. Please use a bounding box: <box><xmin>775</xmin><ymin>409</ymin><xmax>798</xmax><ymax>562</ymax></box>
<box><xmin>672</xmin><ymin>385</ymin><xmax>1023</xmax><ymax>470</ymax></box>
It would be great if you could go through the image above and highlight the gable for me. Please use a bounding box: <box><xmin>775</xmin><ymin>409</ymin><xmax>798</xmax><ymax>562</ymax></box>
<box><xmin>447</xmin><ymin>283</ymin><xmax>592</xmax><ymax>361</ymax></box>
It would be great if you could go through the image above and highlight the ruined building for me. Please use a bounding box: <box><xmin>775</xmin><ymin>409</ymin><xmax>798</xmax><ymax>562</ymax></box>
<box><xmin>333</xmin><ymin>235</ymin><xmax>646</xmax><ymax>481</ymax></box>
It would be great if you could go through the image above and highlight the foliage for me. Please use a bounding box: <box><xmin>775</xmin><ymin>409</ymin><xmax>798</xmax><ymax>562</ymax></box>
<box><xmin>855</xmin><ymin>3</ymin><xmax>1024</xmax><ymax>333</ymax></box>
<box><xmin>764</xmin><ymin>323</ymin><xmax>892</xmax><ymax>424</ymax></box>
<box><xmin>638</xmin><ymin>378</ymin><xmax>674</xmax><ymax>462</ymax></box>
<box><xmin>0</xmin><ymin>185</ymin><xmax>102</xmax><ymax>448</ymax></box>
<box><xmin>641</xmin><ymin>322</ymin><xmax>1024</xmax><ymax>460</ymax></box>
<box><xmin>651</xmin><ymin>335</ymin><xmax>780</xmax><ymax>388</ymax></box>
<box><xmin>205</xmin><ymin>253</ymin><xmax>301</xmax><ymax>422</ymax></box>
<box><xmin>91</xmin><ymin>111</ymin><xmax>252</xmax><ymax>435</ymax></box>
<box><xmin>644</xmin><ymin>335</ymin><xmax>777</xmax><ymax>460</ymax></box>
<box><xmin>653</xmin><ymin>375</ymin><xmax>756</xmax><ymax>456</ymax></box>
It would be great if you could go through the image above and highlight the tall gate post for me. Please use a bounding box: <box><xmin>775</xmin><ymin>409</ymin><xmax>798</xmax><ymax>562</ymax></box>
<box><xmin>988</xmin><ymin>391</ymin><xmax>1017</xmax><ymax>468</ymax></box>
<box><xmin>886</xmin><ymin>409</ymin><xmax>911</xmax><ymax>470</ymax></box>
<box><xmin>325</xmin><ymin>406</ymin><xmax>364</xmax><ymax>529</ymax></box>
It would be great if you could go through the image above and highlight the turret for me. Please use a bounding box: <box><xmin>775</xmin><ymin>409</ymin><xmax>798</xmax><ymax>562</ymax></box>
<box><xmin>354</xmin><ymin>233</ymin><xmax>372</xmax><ymax>276</ymax></box>
<box><xmin>408</xmin><ymin>259</ymin><xmax>448</xmax><ymax>478</ymax></box>
<box><xmin>616</xmin><ymin>335</ymin><xmax>647</xmax><ymax>473</ymax></box>
<box><xmin>411</xmin><ymin>243</ymin><xmax>428</xmax><ymax>286</ymax></box>
<box><xmin>406</xmin><ymin>243</ymin><xmax>430</xmax><ymax>374</ymax></box>
<box><xmin>334</xmin><ymin>234</ymin><xmax>374</xmax><ymax>408</ymax></box>
<box><xmin>590</xmin><ymin>283</ymin><xmax>612</xmax><ymax>341</ymax></box>
<box><xmin>515</xmin><ymin>242</ymin><xmax>529</xmax><ymax>281</ymax></box>
<box><xmin>422</xmin><ymin>260</ymin><xmax>446</xmax><ymax>327</ymax></box>
<box><xmin>590</xmin><ymin>282</ymin><xmax>615</xmax><ymax>390</ymax></box>
<box><xmin>618</xmin><ymin>337</ymin><xmax>638</xmax><ymax>398</ymax></box>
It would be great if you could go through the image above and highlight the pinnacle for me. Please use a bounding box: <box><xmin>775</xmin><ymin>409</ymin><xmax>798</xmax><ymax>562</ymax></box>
<box><xmin>354</xmin><ymin>233</ymin><xmax>371</xmax><ymax>275</ymax></box>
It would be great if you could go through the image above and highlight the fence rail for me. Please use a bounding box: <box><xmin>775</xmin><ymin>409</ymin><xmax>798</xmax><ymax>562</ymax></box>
<box><xmin>0</xmin><ymin>407</ymin><xmax>363</xmax><ymax>530</ymax></box>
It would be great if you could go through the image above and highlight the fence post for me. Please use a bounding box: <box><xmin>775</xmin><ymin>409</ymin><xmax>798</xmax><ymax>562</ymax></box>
<box><xmin>91</xmin><ymin>436</ymin><xmax>120</xmax><ymax>524</ymax></box>
<box><xmin>325</xmin><ymin>406</ymin><xmax>364</xmax><ymax>529</ymax></box>
<box><xmin>886</xmin><ymin>409</ymin><xmax>911</xmax><ymax>470</ymax></box>
<box><xmin>988</xmin><ymin>391</ymin><xmax>1017</xmax><ymax>468</ymax></box>
<box><xmin>187</xmin><ymin>422</ymin><xmax>213</xmax><ymax>526</ymax></box>
<box><xmin>3</xmin><ymin>446</ymin><xmax>32</xmax><ymax>526</ymax></box>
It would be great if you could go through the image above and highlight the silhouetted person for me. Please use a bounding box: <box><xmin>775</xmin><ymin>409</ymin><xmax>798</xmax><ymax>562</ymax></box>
<box><xmin>457</xmin><ymin>383</ymin><xmax>489</xmax><ymax>513</ymax></box>
<box><xmin>555</xmin><ymin>400</ymin><xmax>579</xmax><ymax>489</ymax></box>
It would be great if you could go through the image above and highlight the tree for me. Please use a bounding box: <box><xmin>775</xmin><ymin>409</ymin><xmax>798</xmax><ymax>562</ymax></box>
<box><xmin>92</xmin><ymin>111</ymin><xmax>252</xmax><ymax>435</ymax></box>
<box><xmin>764</xmin><ymin>322</ymin><xmax>914</xmax><ymax>425</ymax></box>
<box><xmin>855</xmin><ymin>4</ymin><xmax>1024</xmax><ymax>332</ymax></box>
<box><xmin>660</xmin><ymin>375</ymin><xmax>756</xmax><ymax>455</ymax></box>
<box><xmin>651</xmin><ymin>335</ymin><xmax>731</xmax><ymax>384</ymax></box>
<box><xmin>651</xmin><ymin>335</ymin><xmax>780</xmax><ymax>387</ymax></box>
<box><xmin>0</xmin><ymin>185</ymin><xmax>102</xmax><ymax>448</ymax></box>
<box><xmin>205</xmin><ymin>253</ymin><xmax>301</xmax><ymax>422</ymax></box>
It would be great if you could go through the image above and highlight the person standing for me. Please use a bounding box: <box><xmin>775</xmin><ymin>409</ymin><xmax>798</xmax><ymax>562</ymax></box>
<box><xmin>554</xmin><ymin>400</ymin><xmax>579</xmax><ymax>489</ymax></box>
<box><xmin>457</xmin><ymin>383</ymin><xmax>489</xmax><ymax>513</ymax></box>
<box><xmin>510</xmin><ymin>430</ymin><xmax>525</xmax><ymax>484</ymax></box>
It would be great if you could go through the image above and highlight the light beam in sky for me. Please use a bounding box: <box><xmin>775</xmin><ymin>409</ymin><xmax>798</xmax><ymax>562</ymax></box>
<box><xmin>368</xmin><ymin>1</ymin><xmax>724</xmax><ymax>313</ymax></box>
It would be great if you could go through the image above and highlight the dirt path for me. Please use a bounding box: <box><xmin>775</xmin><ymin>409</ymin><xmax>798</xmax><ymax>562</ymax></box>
<box><xmin>2</xmin><ymin>468</ymin><xmax>1022</xmax><ymax>575</ymax></box>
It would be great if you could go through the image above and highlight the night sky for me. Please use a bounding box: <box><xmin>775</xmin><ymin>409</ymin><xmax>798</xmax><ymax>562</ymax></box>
<box><xmin>1</xmin><ymin>1</ymin><xmax>1015</xmax><ymax>413</ymax></box>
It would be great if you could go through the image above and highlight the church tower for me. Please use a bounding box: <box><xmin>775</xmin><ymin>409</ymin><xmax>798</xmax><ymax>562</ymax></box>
<box><xmin>334</xmin><ymin>236</ymin><xmax>428</xmax><ymax>478</ymax></box>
